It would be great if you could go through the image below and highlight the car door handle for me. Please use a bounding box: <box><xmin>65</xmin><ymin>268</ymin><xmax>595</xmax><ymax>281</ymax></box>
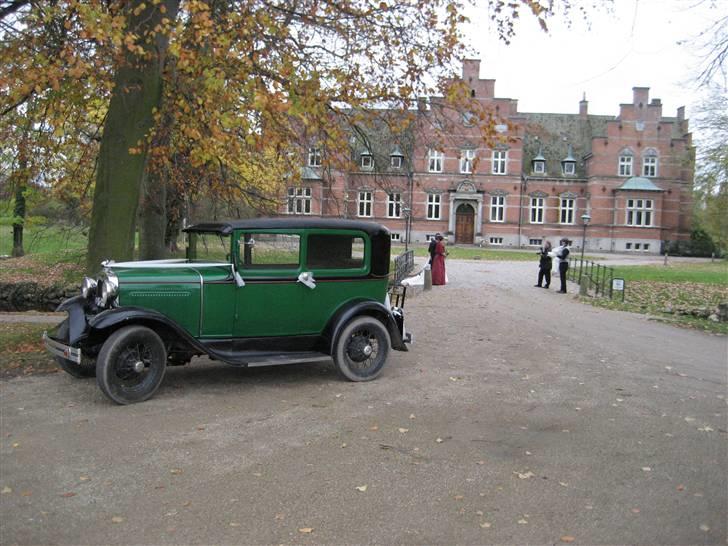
<box><xmin>297</xmin><ymin>271</ymin><xmax>316</xmax><ymax>289</ymax></box>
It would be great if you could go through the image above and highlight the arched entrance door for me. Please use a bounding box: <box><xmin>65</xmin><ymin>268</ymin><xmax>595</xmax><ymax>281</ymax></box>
<box><xmin>455</xmin><ymin>203</ymin><xmax>475</xmax><ymax>244</ymax></box>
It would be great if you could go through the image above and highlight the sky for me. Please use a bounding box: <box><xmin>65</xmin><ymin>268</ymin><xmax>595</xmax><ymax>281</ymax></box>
<box><xmin>464</xmin><ymin>0</ymin><xmax>721</xmax><ymax>125</ymax></box>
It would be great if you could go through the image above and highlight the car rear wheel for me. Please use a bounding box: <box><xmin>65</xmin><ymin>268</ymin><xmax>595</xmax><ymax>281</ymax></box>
<box><xmin>55</xmin><ymin>356</ymin><xmax>96</xmax><ymax>378</ymax></box>
<box><xmin>333</xmin><ymin>316</ymin><xmax>391</xmax><ymax>381</ymax></box>
<box><xmin>96</xmin><ymin>326</ymin><xmax>167</xmax><ymax>405</ymax></box>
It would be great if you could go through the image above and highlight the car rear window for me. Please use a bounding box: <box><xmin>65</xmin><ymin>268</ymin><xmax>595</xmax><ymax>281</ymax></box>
<box><xmin>307</xmin><ymin>234</ymin><xmax>364</xmax><ymax>270</ymax></box>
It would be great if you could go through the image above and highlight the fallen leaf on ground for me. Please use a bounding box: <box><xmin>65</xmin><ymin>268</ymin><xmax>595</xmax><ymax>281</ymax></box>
<box><xmin>79</xmin><ymin>476</ymin><xmax>90</xmax><ymax>482</ymax></box>
<box><xmin>60</xmin><ymin>492</ymin><xmax>76</xmax><ymax>498</ymax></box>
<box><xmin>560</xmin><ymin>536</ymin><xmax>576</xmax><ymax>543</ymax></box>
<box><xmin>676</xmin><ymin>484</ymin><xmax>685</xmax><ymax>491</ymax></box>
<box><xmin>518</xmin><ymin>518</ymin><xmax>528</xmax><ymax>524</ymax></box>
<box><xmin>480</xmin><ymin>522</ymin><xmax>492</xmax><ymax>528</ymax></box>
<box><xmin>1</xmin><ymin>486</ymin><xmax>11</xmax><ymax>494</ymax></box>
<box><xmin>514</xmin><ymin>471</ymin><xmax>535</xmax><ymax>479</ymax></box>
<box><xmin>453</xmin><ymin>495</ymin><xmax>464</xmax><ymax>500</ymax></box>
<box><xmin>631</xmin><ymin>508</ymin><xmax>640</xmax><ymax>514</ymax></box>
<box><xmin>684</xmin><ymin>417</ymin><xmax>696</xmax><ymax>422</ymax></box>
<box><xmin>274</xmin><ymin>513</ymin><xmax>285</xmax><ymax>520</ymax></box>
<box><xmin>398</xmin><ymin>428</ymin><xmax>409</xmax><ymax>433</ymax></box>
<box><xmin>298</xmin><ymin>527</ymin><xmax>314</xmax><ymax>534</ymax></box>
<box><xmin>435</xmin><ymin>437</ymin><xmax>444</xmax><ymax>443</ymax></box>
<box><xmin>475</xmin><ymin>510</ymin><xmax>484</xmax><ymax>515</ymax></box>
<box><xmin>355</xmin><ymin>485</ymin><xmax>367</xmax><ymax>492</ymax></box>
<box><xmin>111</xmin><ymin>516</ymin><xmax>125</xmax><ymax>523</ymax></box>
<box><xmin>341</xmin><ymin>443</ymin><xmax>347</xmax><ymax>448</ymax></box>
<box><xmin>409</xmin><ymin>414</ymin><xmax>416</xmax><ymax>419</ymax></box>
<box><xmin>229</xmin><ymin>522</ymin><xmax>241</xmax><ymax>527</ymax></box>
<box><xmin>559</xmin><ymin>482</ymin><xmax>569</xmax><ymax>487</ymax></box>
<box><xmin>699</xmin><ymin>524</ymin><xmax>710</xmax><ymax>532</ymax></box>
<box><xmin>697</xmin><ymin>425</ymin><xmax>714</xmax><ymax>432</ymax></box>
<box><xmin>641</xmin><ymin>467</ymin><xmax>651</xmax><ymax>472</ymax></box>
<box><xmin>170</xmin><ymin>468</ymin><xmax>182</xmax><ymax>475</ymax></box>
<box><xmin>20</xmin><ymin>491</ymin><xmax>31</xmax><ymax>497</ymax></box>
<box><xmin>12</xmin><ymin>443</ymin><xmax>19</xmax><ymax>448</ymax></box>
<box><xmin>369</xmin><ymin>425</ymin><xmax>379</xmax><ymax>431</ymax></box>
<box><xmin>477</xmin><ymin>460</ymin><xmax>485</xmax><ymax>465</ymax></box>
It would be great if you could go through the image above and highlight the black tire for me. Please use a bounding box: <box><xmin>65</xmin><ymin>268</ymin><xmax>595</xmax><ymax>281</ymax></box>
<box><xmin>96</xmin><ymin>326</ymin><xmax>167</xmax><ymax>405</ymax></box>
<box><xmin>55</xmin><ymin>356</ymin><xmax>96</xmax><ymax>378</ymax></box>
<box><xmin>333</xmin><ymin>316</ymin><xmax>391</xmax><ymax>381</ymax></box>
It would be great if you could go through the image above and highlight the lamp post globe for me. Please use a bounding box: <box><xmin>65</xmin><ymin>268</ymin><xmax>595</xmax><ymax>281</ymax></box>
<box><xmin>580</xmin><ymin>212</ymin><xmax>591</xmax><ymax>261</ymax></box>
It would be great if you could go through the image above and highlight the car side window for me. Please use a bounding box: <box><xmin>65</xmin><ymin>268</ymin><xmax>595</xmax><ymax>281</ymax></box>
<box><xmin>307</xmin><ymin>234</ymin><xmax>365</xmax><ymax>269</ymax></box>
<box><xmin>239</xmin><ymin>233</ymin><xmax>300</xmax><ymax>269</ymax></box>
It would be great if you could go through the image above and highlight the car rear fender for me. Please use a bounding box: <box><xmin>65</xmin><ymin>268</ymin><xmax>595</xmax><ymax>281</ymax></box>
<box><xmin>325</xmin><ymin>300</ymin><xmax>407</xmax><ymax>353</ymax></box>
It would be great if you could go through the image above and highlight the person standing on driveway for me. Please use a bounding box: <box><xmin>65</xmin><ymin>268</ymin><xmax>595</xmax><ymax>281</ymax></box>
<box><xmin>535</xmin><ymin>240</ymin><xmax>552</xmax><ymax>288</ymax></box>
<box><xmin>431</xmin><ymin>234</ymin><xmax>447</xmax><ymax>285</ymax></box>
<box><xmin>552</xmin><ymin>238</ymin><xmax>571</xmax><ymax>293</ymax></box>
<box><xmin>428</xmin><ymin>233</ymin><xmax>440</xmax><ymax>265</ymax></box>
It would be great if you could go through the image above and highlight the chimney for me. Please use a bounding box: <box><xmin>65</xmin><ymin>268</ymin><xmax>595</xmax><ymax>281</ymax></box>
<box><xmin>462</xmin><ymin>59</ymin><xmax>481</xmax><ymax>82</ymax></box>
<box><xmin>633</xmin><ymin>87</ymin><xmax>649</xmax><ymax>107</ymax></box>
<box><xmin>579</xmin><ymin>92</ymin><xmax>588</xmax><ymax>119</ymax></box>
<box><xmin>677</xmin><ymin>106</ymin><xmax>685</xmax><ymax>122</ymax></box>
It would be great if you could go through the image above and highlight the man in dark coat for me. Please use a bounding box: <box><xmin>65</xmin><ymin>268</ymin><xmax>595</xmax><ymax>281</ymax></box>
<box><xmin>535</xmin><ymin>241</ymin><xmax>552</xmax><ymax>288</ymax></box>
<box><xmin>428</xmin><ymin>233</ymin><xmax>440</xmax><ymax>265</ymax></box>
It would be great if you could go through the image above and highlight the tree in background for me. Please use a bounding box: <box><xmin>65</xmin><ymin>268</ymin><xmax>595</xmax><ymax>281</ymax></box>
<box><xmin>1</xmin><ymin>0</ymin><xmax>596</xmax><ymax>270</ymax></box>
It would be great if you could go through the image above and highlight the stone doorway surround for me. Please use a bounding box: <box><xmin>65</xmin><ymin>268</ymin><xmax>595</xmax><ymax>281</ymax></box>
<box><xmin>448</xmin><ymin>181</ymin><xmax>483</xmax><ymax>243</ymax></box>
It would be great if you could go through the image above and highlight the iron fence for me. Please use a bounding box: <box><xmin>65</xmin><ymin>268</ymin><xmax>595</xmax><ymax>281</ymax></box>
<box><xmin>392</xmin><ymin>249</ymin><xmax>415</xmax><ymax>286</ymax></box>
<box><xmin>567</xmin><ymin>257</ymin><xmax>617</xmax><ymax>299</ymax></box>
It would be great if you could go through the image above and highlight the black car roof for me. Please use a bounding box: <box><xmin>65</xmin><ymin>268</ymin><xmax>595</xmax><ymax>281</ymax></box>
<box><xmin>183</xmin><ymin>217</ymin><xmax>390</xmax><ymax>237</ymax></box>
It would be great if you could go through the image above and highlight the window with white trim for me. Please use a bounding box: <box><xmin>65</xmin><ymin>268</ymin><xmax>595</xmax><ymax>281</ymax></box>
<box><xmin>530</xmin><ymin>197</ymin><xmax>544</xmax><ymax>224</ymax></box>
<box><xmin>626</xmin><ymin>242</ymin><xmax>632</xmax><ymax>250</ymax></box>
<box><xmin>643</xmin><ymin>243</ymin><xmax>650</xmax><ymax>251</ymax></box>
<box><xmin>563</xmin><ymin>161</ymin><xmax>576</xmax><ymax>176</ymax></box>
<box><xmin>560</xmin><ymin>198</ymin><xmax>575</xmax><ymax>224</ymax></box>
<box><xmin>428</xmin><ymin>149</ymin><xmax>443</xmax><ymax>173</ymax></box>
<box><xmin>492</xmin><ymin>150</ymin><xmax>507</xmax><ymax>175</ymax></box>
<box><xmin>634</xmin><ymin>243</ymin><xmax>641</xmax><ymax>250</ymax></box>
<box><xmin>626</xmin><ymin>198</ymin><xmax>653</xmax><ymax>226</ymax></box>
<box><xmin>357</xmin><ymin>191</ymin><xmax>373</xmax><ymax>217</ymax></box>
<box><xmin>387</xmin><ymin>193</ymin><xmax>402</xmax><ymax>218</ymax></box>
<box><xmin>618</xmin><ymin>153</ymin><xmax>633</xmax><ymax>176</ymax></box>
<box><xmin>360</xmin><ymin>154</ymin><xmax>373</xmax><ymax>170</ymax></box>
<box><xmin>489</xmin><ymin>237</ymin><xmax>503</xmax><ymax>245</ymax></box>
<box><xmin>390</xmin><ymin>233</ymin><xmax>401</xmax><ymax>242</ymax></box>
<box><xmin>308</xmin><ymin>147</ymin><xmax>322</xmax><ymax>167</ymax></box>
<box><xmin>529</xmin><ymin>238</ymin><xmax>543</xmax><ymax>246</ymax></box>
<box><xmin>390</xmin><ymin>155</ymin><xmax>402</xmax><ymax>169</ymax></box>
<box><xmin>533</xmin><ymin>160</ymin><xmax>545</xmax><ymax>174</ymax></box>
<box><xmin>643</xmin><ymin>153</ymin><xmax>658</xmax><ymax>177</ymax></box>
<box><xmin>460</xmin><ymin>149</ymin><xmax>475</xmax><ymax>174</ymax></box>
<box><xmin>287</xmin><ymin>187</ymin><xmax>312</xmax><ymax>215</ymax></box>
<box><xmin>427</xmin><ymin>193</ymin><xmax>441</xmax><ymax>220</ymax></box>
<box><xmin>490</xmin><ymin>195</ymin><xmax>505</xmax><ymax>222</ymax></box>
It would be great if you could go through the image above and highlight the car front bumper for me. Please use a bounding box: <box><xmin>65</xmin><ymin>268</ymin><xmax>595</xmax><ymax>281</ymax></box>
<box><xmin>42</xmin><ymin>331</ymin><xmax>81</xmax><ymax>364</ymax></box>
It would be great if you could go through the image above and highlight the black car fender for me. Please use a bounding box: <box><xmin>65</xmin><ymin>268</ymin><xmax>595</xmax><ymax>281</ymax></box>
<box><xmin>55</xmin><ymin>295</ymin><xmax>90</xmax><ymax>346</ymax></box>
<box><xmin>324</xmin><ymin>300</ymin><xmax>408</xmax><ymax>353</ymax></box>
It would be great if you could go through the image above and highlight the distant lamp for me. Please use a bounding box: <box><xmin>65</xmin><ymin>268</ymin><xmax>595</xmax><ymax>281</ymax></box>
<box><xmin>580</xmin><ymin>212</ymin><xmax>591</xmax><ymax>260</ymax></box>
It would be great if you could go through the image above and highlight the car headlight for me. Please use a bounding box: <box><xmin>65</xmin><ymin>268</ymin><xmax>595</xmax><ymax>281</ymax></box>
<box><xmin>98</xmin><ymin>271</ymin><xmax>119</xmax><ymax>307</ymax></box>
<box><xmin>81</xmin><ymin>277</ymin><xmax>97</xmax><ymax>299</ymax></box>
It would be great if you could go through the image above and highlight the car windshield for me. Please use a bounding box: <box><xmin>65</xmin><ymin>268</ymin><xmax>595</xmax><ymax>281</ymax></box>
<box><xmin>187</xmin><ymin>232</ymin><xmax>230</xmax><ymax>262</ymax></box>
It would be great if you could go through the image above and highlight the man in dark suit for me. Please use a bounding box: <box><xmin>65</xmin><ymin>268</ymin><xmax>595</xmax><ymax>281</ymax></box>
<box><xmin>428</xmin><ymin>233</ymin><xmax>441</xmax><ymax>265</ymax></box>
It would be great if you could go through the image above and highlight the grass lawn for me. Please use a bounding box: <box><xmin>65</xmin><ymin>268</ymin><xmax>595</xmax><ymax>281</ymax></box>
<box><xmin>0</xmin><ymin>322</ymin><xmax>59</xmax><ymax>378</ymax></box>
<box><xmin>397</xmin><ymin>244</ymin><xmax>540</xmax><ymax>261</ymax></box>
<box><xmin>585</xmin><ymin>262</ymin><xmax>728</xmax><ymax>334</ymax></box>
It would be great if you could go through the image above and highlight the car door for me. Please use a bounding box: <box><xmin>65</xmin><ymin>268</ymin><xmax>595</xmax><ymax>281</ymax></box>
<box><xmin>232</xmin><ymin>230</ymin><xmax>306</xmax><ymax>338</ymax></box>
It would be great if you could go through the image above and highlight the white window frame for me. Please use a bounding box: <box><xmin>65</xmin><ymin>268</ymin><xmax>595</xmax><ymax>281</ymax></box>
<box><xmin>560</xmin><ymin>198</ymin><xmax>575</xmax><ymax>224</ymax></box>
<box><xmin>308</xmin><ymin>147</ymin><xmax>322</xmax><ymax>167</ymax></box>
<box><xmin>490</xmin><ymin>195</ymin><xmax>505</xmax><ymax>222</ymax></box>
<box><xmin>361</xmin><ymin>154</ymin><xmax>373</xmax><ymax>170</ymax></box>
<box><xmin>492</xmin><ymin>150</ymin><xmax>507</xmax><ymax>175</ymax></box>
<box><xmin>390</xmin><ymin>232</ymin><xmax>401</xmax><ymax>242</ymax></box>
<box><xmin>427</xmin><ymin>193</ymin><xmax>441</xmax><ymax>220</ymax></box>
<box><xmin>626</xmin><ymin>198</ymin><xmax>653</xmax><ymax>227</ymax></box>
<box><xmin>428</xmin><ymin>149</ymin><xmax>443</xmax><ymax>173</ymax></box>
<box><xmin>643</xmin><ymin>243</ymin><xmax>650</xmax><ymax>252</ymax></box>
<box><xmin>460</xmin><ymin>149</ymin><xmax>475</xmax><ymax>174</ymax></box>
<box><xmin>618</xmin><ymin>153</ymin><xmax>633</xmax><ymax>177</ymax></box>
<box><xmin>287</xmin><ymin>187</ymin><xmax>312</xmax><ymax>215</ymax></box>
<box><xmin>563</xmin><ymin>162</ymin><xmax>576</xmax><ymax>176</ymax></box>
<box><xmin>387</xmin><ymin>193</ymin><xmax>402</xmax><ymax>218</ymax></box>
<box><xmin>390</xmin><ymin>155</ymin><xmax>402</xmax><ymax>169</ymax></box>
<box><xmin>530</xmin><ymin>197</ymin><xmax>544</xmax><ymax>224</ymax></box>
<box><xmin>529</xmin><ymin>238</ymin><xmax>543</xmax><ymax>246</ymax></box>
<box><xmin>533</xmin><ymin>160</ymin><xmax>545</xmax><ymax>175</ymax></box>
<box><xmin>357</xmin><ymin>190</ymin><xmax>373</xmax><ymax>218</ymax></box>
<box><xmin>643</xmin><ymin>154</ymin><xmax>658</xmax><ymax>177</ymax></box>
<box><xmin>489</xmin><ymin>237</ymin><xmax>503</xmax><ymax>245</ymax></box>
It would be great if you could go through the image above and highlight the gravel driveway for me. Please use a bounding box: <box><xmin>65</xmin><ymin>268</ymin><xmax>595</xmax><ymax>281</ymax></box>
<box><xmin>1</xmin><ymin>260</ymin><xmax>725</xmax><ymax>545</ymax></box>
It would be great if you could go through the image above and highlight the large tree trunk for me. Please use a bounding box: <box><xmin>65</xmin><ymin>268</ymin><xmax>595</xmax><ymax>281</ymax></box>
<box><xmin>86</xmin><ymin>0</ymin><xmax>179</xmax><ymax>272</ymax></box>
<box><xmin>139</xmin><ymin>170</ymin><xmax>168</xmax><ymax>260</ymax></box>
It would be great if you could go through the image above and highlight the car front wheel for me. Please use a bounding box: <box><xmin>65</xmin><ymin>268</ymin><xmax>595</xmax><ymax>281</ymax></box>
<box><xmin>96</xmin><ymin>326</ymin><xmax>167</xmax><ymax>405</ymax></box>
<box><xmin>333</xmin><ymin>316</ymin><xmax>391</xmax><ymax>381</ymax></box>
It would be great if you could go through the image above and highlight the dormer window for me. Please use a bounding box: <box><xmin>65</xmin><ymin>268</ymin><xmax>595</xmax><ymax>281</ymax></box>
<box><xmin>532</xmin><ymin>148</ymin><xmax>546</xmax><ymax>175</ymax></box>
<box><xmin>390</xmin><ymin>147</ymin><xmax>404</xmax><ymax>170</ymax></box>
<box><xmin>360</xmin><ymin>152</ymin><xmax>373</xmax><ymax>170</ymax></box>
<box><xmin>462</xmin><ymin>111</ymin><xmax>476</xmax><ymax>127</ymax></box>
<box><xmin>308</xmin><ymin>147</ymin><xmax>322</xmax><ymax>167</ymax></box>
<box><xmin>561</xmin><ymin>145</ymin><xmax>577</xmax><ymax>176</ymax></box>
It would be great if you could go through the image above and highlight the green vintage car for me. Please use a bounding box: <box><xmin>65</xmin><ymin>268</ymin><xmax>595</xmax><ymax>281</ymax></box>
<box><xmin>43</xmin><ymin>218</ymin><xmax>410</xmax><ymax>404</ymax></box>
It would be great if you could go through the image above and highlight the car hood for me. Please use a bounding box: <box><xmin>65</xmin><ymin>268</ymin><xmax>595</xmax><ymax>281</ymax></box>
<box><xmin>105</xmin><ymin>259</ymin><xmax>234</xmax><ymax>284</ymax></box>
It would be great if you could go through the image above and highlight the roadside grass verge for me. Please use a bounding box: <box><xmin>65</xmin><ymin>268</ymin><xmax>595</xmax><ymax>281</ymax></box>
<box><xmin>0</xmin><ymin>322</ymin><xmax>58</xmax><ymax>378</ymax></box>
<box><xmin>584</xmin><ymin>262</ymin><xmax>728</xmax><ymax>334</ymax></box>
<box><xmin>398</xmin><ymin>245</ymin><xmax>542</xmax><ymax>261</ymax></box>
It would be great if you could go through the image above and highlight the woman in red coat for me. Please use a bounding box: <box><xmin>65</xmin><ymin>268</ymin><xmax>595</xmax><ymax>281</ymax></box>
<box><xmin>431</xmin><ymin>234</ymin><xmax>447</xmax><ymax>286</ymax></box>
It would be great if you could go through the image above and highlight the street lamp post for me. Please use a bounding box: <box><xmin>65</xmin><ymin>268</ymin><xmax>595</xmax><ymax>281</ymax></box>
<box><xmin>580</xmin><ymin>212</ymin><xmax>591</xmax><ymax>261</ymax></box>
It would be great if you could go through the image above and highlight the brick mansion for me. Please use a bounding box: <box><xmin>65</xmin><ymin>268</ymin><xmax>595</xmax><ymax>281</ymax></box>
<box><xmin>281</xmin><ymin>59</ymin><xmax>694</xmax><ymax>254</ymax></box>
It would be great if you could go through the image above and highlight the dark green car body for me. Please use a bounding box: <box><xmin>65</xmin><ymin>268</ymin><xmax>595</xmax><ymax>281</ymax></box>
<box><xmin>44</xmin><ymin>218</ymin><xmax>410</xmax><ymax>404</ymax></box>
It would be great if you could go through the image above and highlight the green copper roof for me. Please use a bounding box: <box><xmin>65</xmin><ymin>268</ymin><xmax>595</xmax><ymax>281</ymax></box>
<box><xmin>617</xmin><ymin>177</ymin><xmax>663</xmax><ymax>191</ymax></box>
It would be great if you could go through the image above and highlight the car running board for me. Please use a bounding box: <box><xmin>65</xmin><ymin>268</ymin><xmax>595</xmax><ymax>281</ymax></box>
<box><xmin>231</xmin><ymin>351</ymin><xmax>332</xmax><ymax>368</ymax></box>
